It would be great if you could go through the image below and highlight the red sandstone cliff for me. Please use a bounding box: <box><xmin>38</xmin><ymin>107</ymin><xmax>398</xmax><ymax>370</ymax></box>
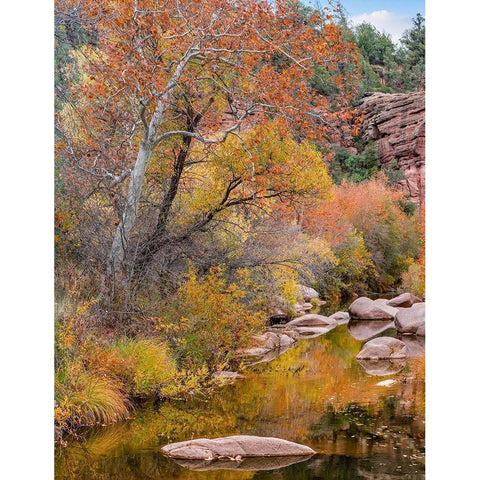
<box><xmin>356</xmin><ymin>92</ymin><xmax>425</xmax><ymax>204</ymax></box>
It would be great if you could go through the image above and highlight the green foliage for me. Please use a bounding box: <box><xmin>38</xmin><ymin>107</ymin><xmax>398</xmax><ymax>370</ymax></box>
<box><xmin>382</xmin><ymin>159</ymin><xmax>406</xmax><ymax>185</ymax></box>
<box><xmin>397</xmin><ymin>14</ymin><xmax>425</xmax><ymax>91</ymax></box>
<box><xmin>318</xmin><ymin>230</ymin><xmax>376</xmax><ymax>299</ymax></box>
<box><xmin>401</xmin><ymin>261</ymin><xmax>425</xmax><ymax>297</ymax></box>
<box><xmin>355</xmin><ymin>23</ymin><xmax>395</xmax><ymax>65</ymax></box>
<box><xmin>310</xmin><ymin>65</ymin><xmax>340</xmax><ymax>96</ymax></box>
<box><xmin>399</xmin><ymin>200</ymin><xmax>417</xmax><ymax>216</ymax></box>
<box><xmin>330</xmin><ymin>143</ymin><xmax>378</xmax><ymax>184</ymax></box>
<box><xmin>348</xmin><ymin>15</ymin><xmax>425</xmax><ymax>94</ymax></box>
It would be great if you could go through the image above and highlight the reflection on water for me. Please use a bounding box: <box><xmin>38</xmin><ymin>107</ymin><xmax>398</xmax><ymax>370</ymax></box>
<box><xmin>55</xmin><ymin>325</ymin><xmax>425</xmax><ymax>480</ymax></box>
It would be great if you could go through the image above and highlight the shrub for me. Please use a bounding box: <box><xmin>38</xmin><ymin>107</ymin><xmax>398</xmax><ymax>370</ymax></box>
<box><xmin>85</xmin><ymin>339</ymin><xmax>178</xmax><ymax>397</ymax></box>
<box><xmin>157</xmin><ymin>266</ymin><xmax>265</xmax><ymax>370</ymax></box>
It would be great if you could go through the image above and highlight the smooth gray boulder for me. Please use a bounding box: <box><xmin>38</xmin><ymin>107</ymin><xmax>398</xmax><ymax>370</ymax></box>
<box><xmin>394</xmin><ymin>302</ymin><xmax>425</xmax><ymax>335</ymax></box>
<box><xmin>285</xmin><ymin>314</ymin><xmax>336</xmax><ymax>328</ymax></box>
<box><xmin>356</xmin><ymin>337</ymin><xmax>407</xmax><ymax>360</ymax></box>
<box><xmin>161</xmin><ymin>435</ymin><xmax>316</xmax><ymax>460</ymax></box>
<box><xmin>347</xmin><ymin>320</ymin><xmax>395</xmax><ymax>341</ymax></box>
<box><xmin>387</xmin><ymin>292</ymin><xmax>422</xmax><ymax>308</ymax></box>
<box><xmin>348</xmin><ymin>297</ymin><xmax>398</xmax><ymax>320</ymax></box>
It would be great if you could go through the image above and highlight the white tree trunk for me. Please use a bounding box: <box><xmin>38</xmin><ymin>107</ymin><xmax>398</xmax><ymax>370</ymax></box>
<box><xmin>106</xmin><ymin>47</ymin><xmax>198</xmax><ymax>274</ymax></box>
<box><xmin>107</xmin><ymin>138</ymin><xmax>153</xmax><ymax>274</ymax></box>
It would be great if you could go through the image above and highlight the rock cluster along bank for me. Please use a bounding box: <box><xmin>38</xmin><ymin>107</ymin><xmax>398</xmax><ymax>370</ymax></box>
<box><xmin>241</xmin><ymin>290</ymin><xmax>425</xmax><ymax>369</ymax></box>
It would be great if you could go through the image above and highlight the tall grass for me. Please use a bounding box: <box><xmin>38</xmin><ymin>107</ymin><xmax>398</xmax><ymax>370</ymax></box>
<box><xmin>55</xmin><ymin>368</ymin><xmax>131</xmax><ymax>430</ymax></box>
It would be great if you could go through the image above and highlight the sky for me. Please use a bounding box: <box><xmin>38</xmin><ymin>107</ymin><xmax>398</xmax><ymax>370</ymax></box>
<box><xmin>305</xmin><ymin>1</ymin><xmax>425</xmax><ymax>43</ymax></box>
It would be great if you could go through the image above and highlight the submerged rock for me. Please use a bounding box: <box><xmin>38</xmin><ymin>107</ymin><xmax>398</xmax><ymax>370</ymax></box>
<box><xmin>347</xmin><ymin>319</ymin><xmax>395</xmax><ymax>341</ymax></box>
<box><xmin>394</xmin><ymin>302</ymin><xmax>425</xmax><ymax>335</ymax></box>
<box><xmin>387</xmin><ymin>292</ymin><xmax>423</xmax><ymax>308</ymax></box>
<box><xmin>170</xmin><ymin>454</ymin><xmax>314</xmax><ymax>471</ymax></box>
<box><xmin>161</xmin><ymin>435</ymin><xmax>316</xmax><ymax>460</ymax></box>
<box><xmin>356</xmin><ymin>337</ymin><xmax>407</xmax><ymax>360</ymax></box>
<box><xmin>357</xmin><ymin>358</ymin><xmax>407</xmax><ymax>376</ymax></box>
<box><xmin>348</xmin><ymin>297</ymin><xmax>398</xmax><ymax>320</ymax></box>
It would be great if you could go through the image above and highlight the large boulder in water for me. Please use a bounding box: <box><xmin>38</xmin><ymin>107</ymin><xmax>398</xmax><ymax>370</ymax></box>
<box><xmin>356</xmin><ymin>337</ymin><xmax>407</xmax><ymax>360</ymax></box>
<box><xmin>394</xmin><ymin>302</ymin><xmax>425</xmax><ymax>335</ymax></box>
<box><xmin>387</xmin><ymin>292</ymin><xmax>423</xmax><ymax>308</ymax></box>
<box><xmin>285</xmin><ymin>314</ymin><xmax>336</xmax><ymax>328</ymax></box>
<box><xmin>161</xmin><ymin>435</ymin><xmax>316</xmax><ymax>460</ymax></box>
<box><xmin>348</xmin><ymin>297</ymin><xmax>398</xmax><ymax>320</ymax></box>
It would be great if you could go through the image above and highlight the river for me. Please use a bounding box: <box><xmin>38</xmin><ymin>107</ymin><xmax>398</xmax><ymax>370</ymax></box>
<box><xmin>55</xmin><ymin>320</ymin><xmax>425</xmax><ymax>480</ymax></box>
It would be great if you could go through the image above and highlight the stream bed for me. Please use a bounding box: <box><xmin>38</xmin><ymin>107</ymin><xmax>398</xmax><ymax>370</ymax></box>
<box><xmin>55</xmin><ymin>323</ymin><xmax>425</xmax><ymax>480</ymax></box>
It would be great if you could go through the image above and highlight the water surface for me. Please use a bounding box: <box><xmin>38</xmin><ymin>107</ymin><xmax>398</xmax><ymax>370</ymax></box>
<box><xmin>55</xmin><ymin>324</ymin><xmax>425</xmax><ymax>479</ymax></box>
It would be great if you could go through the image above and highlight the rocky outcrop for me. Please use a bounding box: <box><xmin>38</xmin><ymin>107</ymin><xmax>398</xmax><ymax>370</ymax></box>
<box><xmin>242</xmin><ymin>331</ymin><xmax>295</xmax><ymax>359</ymax></box>
<box><xmin>355</xmin><ymin>92</ymin><xmax>425</xmax><ymax>204</ymax></box>
<box><xmin>161</xmin><ymin>435</ymin><xmax>316</xmax><ymax>459</ymax></box>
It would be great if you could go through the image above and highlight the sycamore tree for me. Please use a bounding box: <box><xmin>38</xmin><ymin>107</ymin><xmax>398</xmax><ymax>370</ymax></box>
<box><xmin>55</xmin><ymin>0</ymin><xmax>360</xmax><ymax>293</ymax></box>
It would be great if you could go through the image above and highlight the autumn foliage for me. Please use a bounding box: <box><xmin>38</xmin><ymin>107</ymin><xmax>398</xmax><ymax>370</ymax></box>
<box><xmin>54</xmin><ymin>0</ymin><xmax>424</xmax><ymax>435</ymax></box>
